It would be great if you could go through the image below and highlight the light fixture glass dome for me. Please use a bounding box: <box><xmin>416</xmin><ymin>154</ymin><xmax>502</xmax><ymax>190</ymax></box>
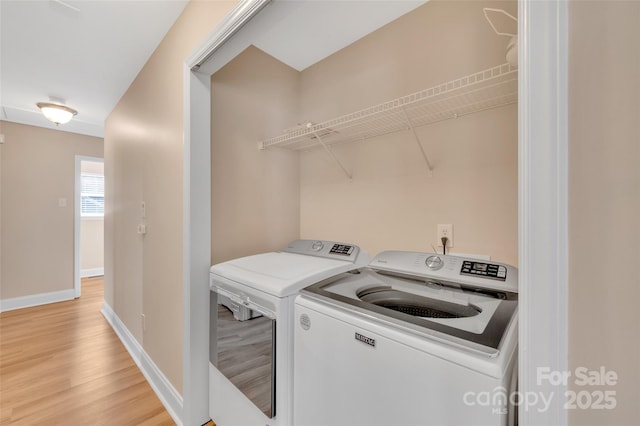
<box><xmin>37</xmin><ymin>102</ymin><xmax>78</xmax><ymax>125</ymax></box>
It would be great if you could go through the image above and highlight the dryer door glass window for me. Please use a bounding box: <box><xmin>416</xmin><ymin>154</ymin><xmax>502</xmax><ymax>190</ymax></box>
<box><xmin>211</xmin><ymin>291</ymin><xmax>276</xmax><ymax>418</ymax></box>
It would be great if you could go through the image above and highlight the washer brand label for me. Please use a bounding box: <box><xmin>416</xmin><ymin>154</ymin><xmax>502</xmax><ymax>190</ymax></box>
<box><xmin>355</xmin><ymin>332</ymin><xmax>376</xmax><ymax>347</ymax></box>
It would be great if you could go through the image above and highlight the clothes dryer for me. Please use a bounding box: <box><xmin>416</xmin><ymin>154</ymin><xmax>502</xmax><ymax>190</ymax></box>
<box><xmin>209</xmin><ymin>240</ymin><xmax>368</xmax><ymax>426</ymax></box>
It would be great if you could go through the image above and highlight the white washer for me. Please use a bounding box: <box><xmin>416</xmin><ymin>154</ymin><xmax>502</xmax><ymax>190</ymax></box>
<box><xmin>209</xmin><ymin>240</ymin><xmax>369</xmax><ymax>426</ymax></box>
<box><xmin>294</xmin><ymin>251</ymin><xmax>518</xmax><ymax>426</ymax></box>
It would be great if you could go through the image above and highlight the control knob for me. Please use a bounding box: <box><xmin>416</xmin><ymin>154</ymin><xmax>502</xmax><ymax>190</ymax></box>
<box><xmin>425</xmin><ymin>255</ymin><xmax>444</xmax><ymax>271</ymax></box>
<box><xmin>311</xmin><ymin>241</ymin><xmax>324</xmax><ymax>251</ymax></box>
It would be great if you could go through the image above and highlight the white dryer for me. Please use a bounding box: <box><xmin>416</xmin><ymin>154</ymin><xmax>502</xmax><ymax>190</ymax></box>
<box><xmin>293</xmin><ymin>251</ymin><xmax>518</xmax><ymax>426</ymax></box>
<box><xmin>209</xmin><ymin>240</ymin><xmax>368</xmax><ymax>426</ymax></box>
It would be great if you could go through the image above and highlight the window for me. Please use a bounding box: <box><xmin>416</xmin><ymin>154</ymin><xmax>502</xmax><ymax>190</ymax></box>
<box><xmin>81</xmin><ymin>173</ymin><xmax>104</xmax><ymax>217</ymax></box>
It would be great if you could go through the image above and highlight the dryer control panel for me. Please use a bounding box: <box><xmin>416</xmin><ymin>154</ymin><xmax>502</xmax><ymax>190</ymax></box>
<box><xmin>283</xmin><ymin>240</ymin><xmax>362</xmax><ymax>263</ymax></box>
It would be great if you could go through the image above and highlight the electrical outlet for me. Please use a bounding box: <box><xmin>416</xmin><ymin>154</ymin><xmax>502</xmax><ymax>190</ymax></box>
<box><xmin>141</xmin><ymin>314</ymin><xmax>146</xmax><ymax>332</ymax></box>
<box><xmin>437</xmin><ymin>224</ymin><xmax>454</xmax><ymax>248</ymax></box>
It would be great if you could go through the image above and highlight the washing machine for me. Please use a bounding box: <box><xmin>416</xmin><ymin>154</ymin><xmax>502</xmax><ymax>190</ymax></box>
<box><xmin>209</xmin><ymin>240</ymin><xmax>369</xmax><ymax>426</ymax></box>
<box><xmin>293</xmin><ymin>251</ymin><xmax>518</xmax><ymax>426</ymax></box>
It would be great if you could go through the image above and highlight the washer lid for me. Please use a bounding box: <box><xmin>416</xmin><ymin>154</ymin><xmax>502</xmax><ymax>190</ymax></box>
<box><xmin>210</xmin><ymin>252</ymin><xmax>359</xmax><ymax>297</ymax></box>
<box><xmin>301</xmin><ymin>268</ymin><xmax>518</xmax><ymax>355</ymax></box>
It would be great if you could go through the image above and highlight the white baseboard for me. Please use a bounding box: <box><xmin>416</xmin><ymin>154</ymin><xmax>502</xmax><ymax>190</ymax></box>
<box><xmin>80</xmin><ymin>267</ymin><xmax>104</xmax><ymax>278</ymax></box>
<box><xmin>0</xmin><ymin>289</ymin><xmax>76</xmax><ymax>312</ymax></box>
<box><xmin>101</xmin><ymin>301</ymin><xmax>183</xmax><ymax>425</ymax></box>
<box><xmin>141</xmin><ymin>348</ymin><xmax>184</xmax><ymax>424</ymax></box>
<box><xmin>100</xmin><ymin>302</ymin><xmax>143</xmax><ymax>364</ymax></box>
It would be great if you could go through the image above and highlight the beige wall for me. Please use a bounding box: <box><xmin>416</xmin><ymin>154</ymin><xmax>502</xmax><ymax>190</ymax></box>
<box><xmin>80</xmin><ymin>220</ymin><xmax>104</xmax><ymax>271</ymax></box>
<box><xmin>104</xmin><ymin>0</ymin><xmax>237</xmax><ymax>393</ymax></box>
<box><xmin>211</xmin><ymin>46</ymin><xmax>300</xmax><ymax>264</ymax></box>
<box><xmin>0</xmin><ymin>121</ymin><xmax>103</xmax><ymax>300</ymax></box>
<box><xmin>298</xmin><ymin>1</ymin><xmax>518</xmax><ymax>265</ymax></box>
<box><xmin>568</xmin><ymin>1</ymin><xmax>640</xmax><ymax>425</ymax></box>
<box><xmin>208</xmin><ymin>1</ymin><xmax>518</xmax><ymax>265</ymax></box>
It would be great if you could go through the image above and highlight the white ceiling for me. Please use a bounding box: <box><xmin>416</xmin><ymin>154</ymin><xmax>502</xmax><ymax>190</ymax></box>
<box><xmin>1</xmin><ymin>0</ymin><xmax>426</xmax><ymax>138</ymax></box>
<box><xmin>1</xmin><ymin>0</ymin><xmax>189</xmax><ymax>137</ymax></box>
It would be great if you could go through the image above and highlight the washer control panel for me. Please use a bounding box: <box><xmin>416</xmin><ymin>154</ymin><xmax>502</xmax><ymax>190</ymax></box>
<box><xmin>425</xmin><ymin>255</ymin><xmax>444</xmax><ymax>271</ymax></box>
<box><xmin>370</xmin><ymin>251</ymin><xmax>518</xmax><ymax>293</ymax></box>
<box><xmin>460</xmin><ymin>260</ymin><xmax>507</xmax><ymax>281</ymax></box>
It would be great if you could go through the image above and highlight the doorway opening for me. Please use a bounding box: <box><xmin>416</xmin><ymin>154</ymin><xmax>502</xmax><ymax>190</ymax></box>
<box><xmin>74</xmin><ymin>155</ymin><xmax>104</xmax><ymax>298</ymax></box>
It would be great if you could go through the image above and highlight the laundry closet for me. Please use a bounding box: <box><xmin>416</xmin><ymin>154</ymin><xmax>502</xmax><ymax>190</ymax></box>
<box><xmin>211</xmin><ymin>0</ymin><xmax>518</xmax><ymax>267</ymax></box>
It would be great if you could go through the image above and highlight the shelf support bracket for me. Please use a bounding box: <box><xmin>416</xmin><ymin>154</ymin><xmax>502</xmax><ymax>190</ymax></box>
<box><xmin>402</xmin><ymin>108</ymin><xmax>434</xmax><ymax>177</ymax></box>
<box><xmin>311</xmin><ymin>130</ymin><xmax>352</xmax><ymax>180</ymax></box>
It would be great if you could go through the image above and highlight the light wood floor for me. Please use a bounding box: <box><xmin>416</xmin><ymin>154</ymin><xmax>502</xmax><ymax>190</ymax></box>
<box><xmin>0</xmin><ymin>277</ymin><xmax>179</xmax><ymax>425</ymax></box>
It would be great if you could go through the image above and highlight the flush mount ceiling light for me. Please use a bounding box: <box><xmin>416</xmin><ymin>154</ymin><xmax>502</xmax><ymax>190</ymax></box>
<box><xmin>36</xmin><ymin>101</ymin><xmax>78</xmax><ymax>125</ymax></box>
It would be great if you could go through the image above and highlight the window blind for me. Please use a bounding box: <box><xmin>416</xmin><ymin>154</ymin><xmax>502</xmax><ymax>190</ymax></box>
<box><xmin>81</xmin><ymin>173</ymin><xmax>104</xmax><ymax>216</ymax></box>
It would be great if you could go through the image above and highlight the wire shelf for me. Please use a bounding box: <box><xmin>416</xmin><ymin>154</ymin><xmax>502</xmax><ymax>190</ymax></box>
<box><xmin>258</xmin><ymin>63</ymin><xmax>518</xmax><ymax>151</ymax></box>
